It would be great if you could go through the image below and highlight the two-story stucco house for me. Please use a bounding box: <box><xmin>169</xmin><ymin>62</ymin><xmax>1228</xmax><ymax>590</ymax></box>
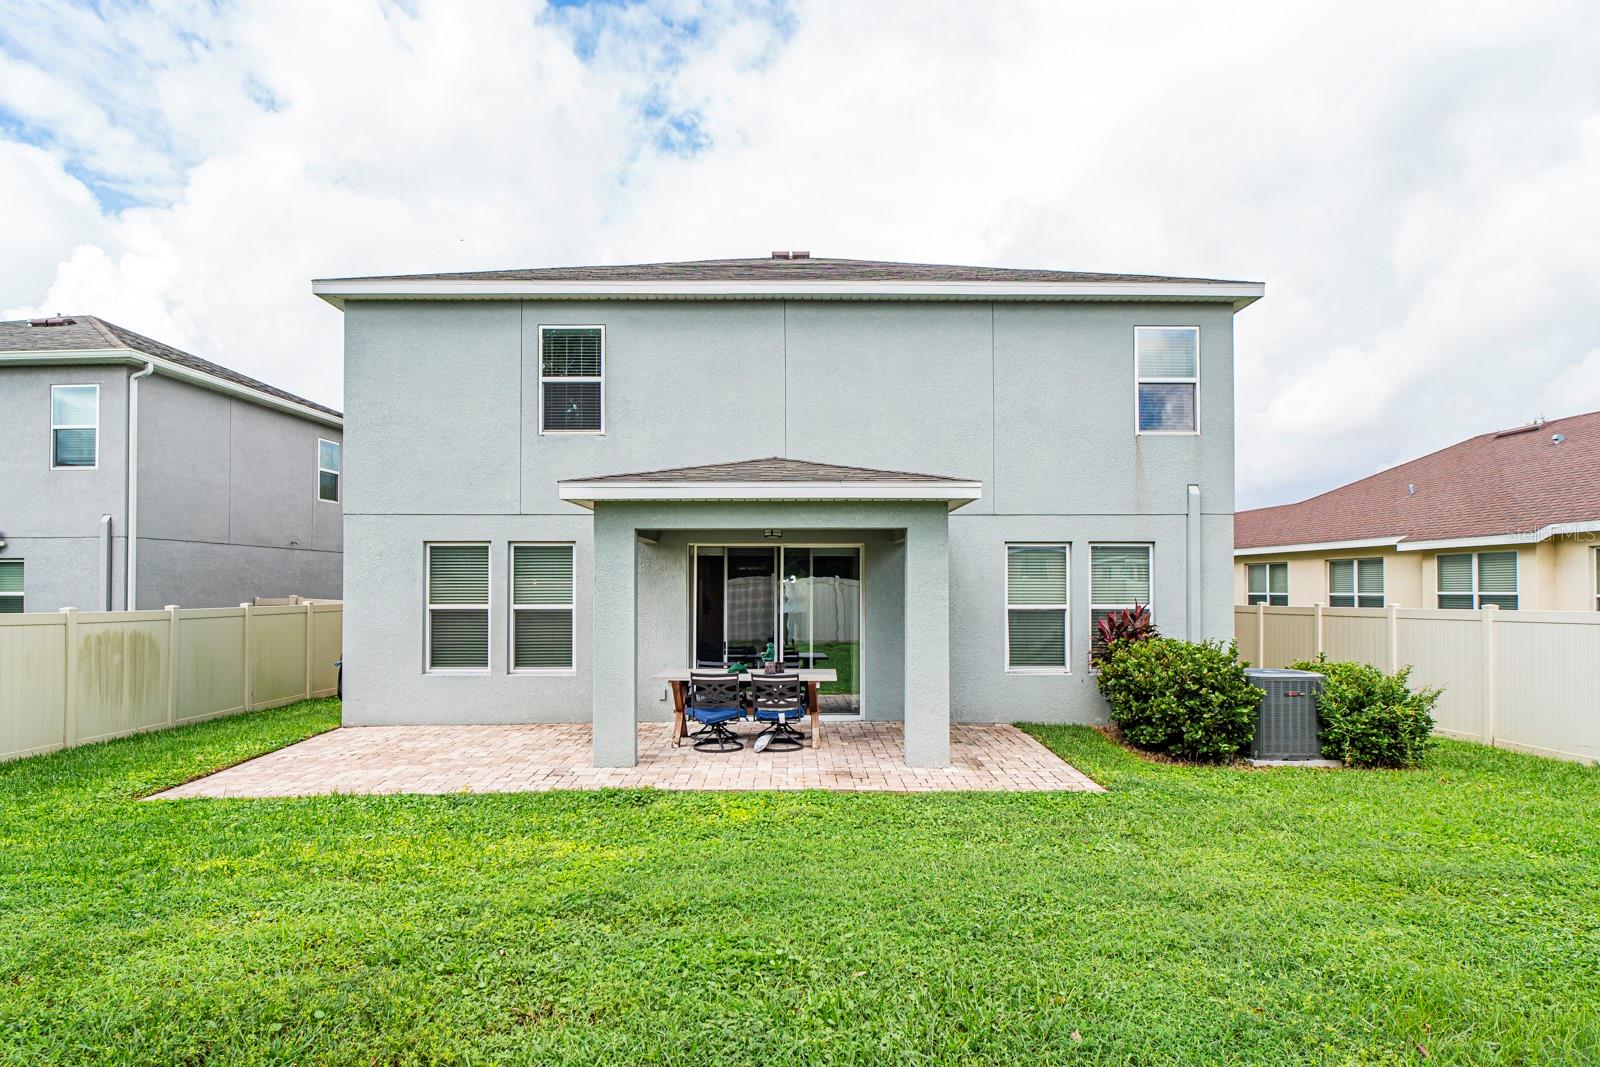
<box><xmin>314</xmin><ymin>254</ymin><xmax>1262</xmax><ymax>768</ymax></box>
<box><xmin>0</xmin><ymin>316</ymin><xmax>343</xmax><ymax>612</ymax></box>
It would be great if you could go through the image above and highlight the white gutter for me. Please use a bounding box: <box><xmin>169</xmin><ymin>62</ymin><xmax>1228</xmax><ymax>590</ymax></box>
<box><xmin>1397</xmin><ymin>521</ymin><xmax>1600</xmax><ymax>552</ymax></box>
<box><xmin>313</xmin><ymin>277</ymin><xmax>1265</xmax><ymax>309</ymax></box>
<box><xmin>558</xmin><ymin>480</ymin><xmax>984</xmax><ymax>512</ymax></box>
<box><xmin>1234</xmin><ymin>537</ymin><xmax>1404</xmax><ymax>558</ymax></box>
<box><xmin>0</xmin><ymin>350</ymin><xmax>341</xmax><ymax>429</ymax></box>
<box><xmin>126</xmin><ymin>362</ymin><xmax>154</xmax><ymax>610</ymax></box>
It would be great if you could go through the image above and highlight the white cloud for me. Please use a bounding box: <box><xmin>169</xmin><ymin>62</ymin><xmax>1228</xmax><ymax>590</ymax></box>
<box><xmin>2</xmin><ymin>0</ymin><xmax>1598</xmax><ymax>508</ymax></box>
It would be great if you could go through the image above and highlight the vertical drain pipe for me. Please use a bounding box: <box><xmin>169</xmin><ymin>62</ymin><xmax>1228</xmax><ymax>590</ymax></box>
<box><xmin>1186</xmin><ymin>483</ymin><xmax>1202</xmax><ymax>640</ymax></box>
<box><xmin>125</xmin><ymin>362</ymin><xmax>155</xmax><ymax>611</ymax></box>
<box><xmin>98</xmin><ymin>514</ymin><xmax>112</xmax><ymax>610</ymax></box>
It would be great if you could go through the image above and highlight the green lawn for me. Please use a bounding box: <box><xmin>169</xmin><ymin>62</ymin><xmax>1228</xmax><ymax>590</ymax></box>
<box><xmin>2</xmin><ymin>702</ymin><xmax>1598</xmax><ymax>1065</ymax></box>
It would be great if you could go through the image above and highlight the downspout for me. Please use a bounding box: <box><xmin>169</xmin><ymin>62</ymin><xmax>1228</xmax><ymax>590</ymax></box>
<box><xmin>1186</xmin><ymin>483</ymin><xmax>1202</xmax><ymax>640</ymax></box>
<box><xmin>126</xmin><ymin>362</ymin><xmax>155</xmax><ymax>610</ymax></box>
<box><xmin>98</xmin><ymin>514</ymin><xmax>113</xmax><ymax>610</ymax></box>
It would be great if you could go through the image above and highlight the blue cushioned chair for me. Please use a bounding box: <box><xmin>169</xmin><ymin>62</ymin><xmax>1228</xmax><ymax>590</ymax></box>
<box><xmin>687</xmin><ymin>671</ymin><xmax>746</xmax><ymax>753</ymax></box>
<box><xmin>749</xmin><ymin>673</ymin><xmax>807</xmax><ymax>752</ymax></box>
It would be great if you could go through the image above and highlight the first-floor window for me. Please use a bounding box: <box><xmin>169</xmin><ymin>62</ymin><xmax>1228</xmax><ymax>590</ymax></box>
<box><xmin>1328</xmin><ymin>557</ymin><xmax>1384</xmax><ymax>608</ymax></box>
<box><xmin>1091</xmin><ymin>544</ymin><xmax>1153</xmax><ymax>642</ymax></box>
<box><xmin>0</xmin><ymin>560</ymin><xmax>21</xmax><ymax>613</ymax></box>
<box><xmin>1246</xmin><ymin>562</ymin><xmax>1287</xmax><ymax>605</ymax></box>
<box><xmin>1437</xmin><ymin>551</ymin><xmax>1518</xmax><ymax>610</ymax></box>
<box><xmin>1006</xmin><ymin>544</ymin><xmax>1069</xmax><ymax>671</ymax></box>
<box><xmin>426</xmin><ymin>543</ymin><xmax>490</xmax><ymax>671</ymax></box>
<box><xmin>512</xmin><ymin>543</ymin><xmax>575</xmax><ymax>671</ymax></box>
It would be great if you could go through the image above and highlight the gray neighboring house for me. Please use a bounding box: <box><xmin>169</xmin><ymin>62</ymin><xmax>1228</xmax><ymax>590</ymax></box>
<box><xmin>314</xmin><ymin>254</ymin><xmax>1263</xmax><ymax>768</ymax></box>
<box><xmin>0</xmin><ymin>315</ymin><xmax>342</xmax><ymax>612</ymax></box>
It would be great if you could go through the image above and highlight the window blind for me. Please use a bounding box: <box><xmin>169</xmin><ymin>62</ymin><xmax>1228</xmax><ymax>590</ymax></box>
<box><xmin>1329</xmin><ymin>560</ymin><xmax>1354</xmax><ymax>596</ymax></box>
<box><xmin>1091</xmin><ymin>545</ymin><xmax>1151</xmax><ymax>604</ymax></box>
<box><xmin>52</xmin><ymin>429</ymin><xmax>97</xmax><ymax>467</ymax></box>
<box><xmin>429</xmin><ymin>545</ymin><xmax>489</xmax><ymax>603</ymax></box>
<box><xmin>1357</xmin><ymin>558</ymin><xmax>1384</xmax><ymax>596</ymax></box>
<box><xmin>513</xmin><ymin>610</ymin><xmax>573</xmax><ymax>670</ymax></box>
<box><xmin>513</xmin><ymin>545</ymin><xmax>573</xmax><ymax>604</ymax></box>
<box><xmin>1437</xmin><ymin>554</ymin><xmax>1472</xmax><ymax>593</ymax></box>
<box><xmin>1135</xmin><ymin>327</ymin><xmax>1198</xmax><ymax>378</ymax></box>
<box><xmin>541</xmin><ymin>328</ymin><xmax>602</xmax><ymax>377</ymax></box>
<box><xmin>1007</xmin><ymin>546</ymin><xmax>1067</xmax><ymax>604</ymax></box>
<box><xmin>1477</xmin><ymin>552</ymin><xmax>1517</xmax><ymax>592</ymax></box>
<box><xmin>1007</xmin><ymin>610</ymin><xmax>1066</xmax><ymax>669</ymax></box>
<box><xmin>541</xmin><ymin>382</ymin><xmax>602</xmax><ymax>432</ymax></box>
<box><xmin>429</xmin><ymin>611</ymin><xmax>489</xmax><ymax>669</ymax></box>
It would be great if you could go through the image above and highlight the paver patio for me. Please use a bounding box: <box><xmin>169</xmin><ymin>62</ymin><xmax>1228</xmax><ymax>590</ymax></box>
<box><xmin>151</xmin><ymin>721</ymin><xmax>1101</xmax><ymax>797</ymax></box>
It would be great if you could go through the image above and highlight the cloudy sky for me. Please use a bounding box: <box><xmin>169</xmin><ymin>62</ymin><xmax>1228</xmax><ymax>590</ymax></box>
<box><xmin>3</xmin><ymin>0</ymin><xmax>1597</xmax><ymax>508</ymax></box>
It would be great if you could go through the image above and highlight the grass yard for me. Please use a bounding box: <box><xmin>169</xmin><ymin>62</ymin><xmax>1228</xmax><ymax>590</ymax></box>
<box><xmin>1</xmin><ymin>701</ymin><xmax>1598</xmax><ymax>1065</ymax></box>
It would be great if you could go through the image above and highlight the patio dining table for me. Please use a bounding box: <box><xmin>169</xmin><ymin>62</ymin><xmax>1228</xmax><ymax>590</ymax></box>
<box><xmin>652</xmin><ymin>668</ymin><xmax>837</xmax><ymax>749</ymax></box>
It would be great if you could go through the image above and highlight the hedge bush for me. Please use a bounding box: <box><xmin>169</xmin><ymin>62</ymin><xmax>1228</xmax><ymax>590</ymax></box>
<box><xmin>1289</xmin><ymin>656</ymin><xmax>1439</xmax><ymax>768</ymax></box>
<box><xmin>1096</xmin><ymin>637</ymin><xmax>1259</xmax><ymax>762</ymax></box>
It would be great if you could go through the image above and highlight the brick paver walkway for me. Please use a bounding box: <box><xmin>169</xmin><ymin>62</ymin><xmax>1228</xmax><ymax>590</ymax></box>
<box><xmin>152</xmin><ymin>722</ymin><xmax>1101</xmax><ymax>797</ymax></box>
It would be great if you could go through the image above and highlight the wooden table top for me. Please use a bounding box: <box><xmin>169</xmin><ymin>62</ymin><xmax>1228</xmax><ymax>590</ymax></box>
<box><xmin>651</xmin><ymin>668</ymin><xmax>837</xmax><ymax>683</ymax></box>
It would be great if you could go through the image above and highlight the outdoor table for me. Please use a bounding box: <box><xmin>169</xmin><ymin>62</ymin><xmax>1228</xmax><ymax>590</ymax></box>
<box><xmin>651</xmin><ymin>668</ymin><xmax>837</xmax><ymax>749</ymax></box>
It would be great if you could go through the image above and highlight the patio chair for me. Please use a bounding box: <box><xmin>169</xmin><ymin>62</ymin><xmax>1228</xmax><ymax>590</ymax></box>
<box><xmin>686</xmin><ymin>672</ymin><xmax>747</xmax><ymax>753</ymax></box>
<box><xmin>749</xmin><ymin>673</ymin><xmax>807</xmax><ymax>753</ymax></box>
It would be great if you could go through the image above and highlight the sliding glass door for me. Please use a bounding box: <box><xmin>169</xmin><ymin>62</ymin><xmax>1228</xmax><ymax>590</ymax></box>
<box><xmin>692</xmin><ymin>545</ymin><xmax>862</xmax><ymax>716</ymax></box>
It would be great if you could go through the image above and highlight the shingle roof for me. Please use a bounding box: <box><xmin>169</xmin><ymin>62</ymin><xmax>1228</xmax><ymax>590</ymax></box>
<box><xmin>0</xmin><ymin>316</ymin><xmax>340</xmax><ymax>418</ymax></box>
<box><xmin>562</xmin><ymin>457</ymin><xmax>973</xmax><ymax>484</ymax></box>
<box><xmin>320</xmin><ymin>256</ymin><xmax>1256</xmax><ymax>286</ymax></box>
<box><xmin>1235</xmin><ymin>410</ymin><xmax>1600</xmax><ymax>548</ymax></box>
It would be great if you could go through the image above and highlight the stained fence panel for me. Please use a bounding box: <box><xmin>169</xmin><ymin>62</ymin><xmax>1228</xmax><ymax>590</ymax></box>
<box><xmin>1</xmin><ymin>602</ymin><xmax>342</xmax><ymax>762</ymax></box>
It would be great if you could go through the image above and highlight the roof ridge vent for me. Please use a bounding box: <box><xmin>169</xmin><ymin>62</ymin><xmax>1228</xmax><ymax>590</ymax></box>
<box><xmin>29</xmin><ymin>316</ymin><xmax>76</xmax><ymax>327</ymax></box>
<box><xmin>769</xmin><ymin>250</ymin><xmax>811</xmax><ymax>260</ymax></box>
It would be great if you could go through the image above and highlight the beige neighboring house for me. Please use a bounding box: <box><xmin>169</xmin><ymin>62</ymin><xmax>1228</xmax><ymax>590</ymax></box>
<box><xmin>1235</xmin><ymin>410</ymin><xmax>1600</xmax><ymax>613</ymax></box>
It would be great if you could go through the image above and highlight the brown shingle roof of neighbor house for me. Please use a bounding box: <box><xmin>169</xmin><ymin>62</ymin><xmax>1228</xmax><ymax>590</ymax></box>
<box><xmin>562</xmin><ymin>457</ymin><xmax>975</xmax><ymax>485</ymax></box>
<box><xmin>0</xmin><ymin>315</ymin><xmax>341</xmax><ymax>419</ymax></box>
<box><xmin>318</xmin><ymin>255</ymin><xmax>1258</xmax><ymax>287</ymax></box>
<box><xmin>1235</xmin><ymin>409</ymin><xmax>1600</xmax><ymax>549</ymax></box>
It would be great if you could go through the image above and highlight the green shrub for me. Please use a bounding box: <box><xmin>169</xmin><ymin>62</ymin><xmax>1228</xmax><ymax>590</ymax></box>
<box><xmin>1289</xmin><ymin>656</ymin><xmax>1439</xmax><ymax>768</ymax></box>
<box><xmin>1096</xmin><ymin>637</ymin><xmax>1259</xmax><ymax>762</ymax></box>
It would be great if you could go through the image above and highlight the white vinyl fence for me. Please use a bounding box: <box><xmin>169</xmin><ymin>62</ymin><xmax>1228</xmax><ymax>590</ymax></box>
<box><xmin>1237</xmin><ymin>603</ymin><xmax>1600</xmax><ymax>765</ymax></box>
<box><xmin>0</xmin><ymin>601</ymin><xmax>341</xmax><ymax>763</ymax></box>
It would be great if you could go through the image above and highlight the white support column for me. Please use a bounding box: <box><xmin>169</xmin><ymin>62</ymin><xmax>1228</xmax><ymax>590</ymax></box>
<box><xmin>902</xmin><ymin>510</ymin><xmax>950</xmax><ymax>768</ymax></box>
<box><xmin>591</xmin><ymin>512</ymin><xmax>638</xmax><ymax>767</ymax></box>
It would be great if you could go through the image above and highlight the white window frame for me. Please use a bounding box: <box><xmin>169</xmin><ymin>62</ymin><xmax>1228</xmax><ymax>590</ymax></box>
<box><xmin>1594</xmin><ymin>547</ymin><xmax>1599</xmax><ymax>612</ymax></box>
<box><xmin>1328</xmin><ymin>557</ymin><xmax>1383</xmax><ymax>608</ymax></box>
<box><xmin>509</xmin><ymin>542</ymin><xmax>576</xmax><ymax>675</ymax></box>
<box><xmin>317</xmin><ymin>438</ymin><xmax>341</xmax><ymax>503</ymax></box>
<box><xmin>0</xmin><ymin>558</ymin><xmax>22</xmax><ymax>613</ymax></box>
<box><xmin>1436</xmin><ymin>551</ymin><xmax>1519</xmax><ymax>610</ymax></box>
<box><xmin>1133</xmin><ymin>326</ymin><xmax>1200</xmax><ymax>436</ymax></box>
<box><xmin>424</xmin><ymin>541</ymin><xmax>491</xmax><ymax>674</ymax></box>
<box><xmin>50</xmin><ymin>383</ymin><xmax>99</xmax><ymax>470</ymax></box>
<box><xmin>538</xmin><ymin>324</ymin><xmax>605</xmax><ymax>436</ymax></box>
<box><xmin>1246</xmin><ymin>561</ymin><xmax>1288</xmax><ymax>606</ymax></box>
<box><xmin>1090</xmin><ymin>543</ymin><xmax>1155</xmax><ymax>652</ymax></box>
<box><xmin>1004</xmin><ymin>543</ymin><xmax>1071</xmax><ymax>674</ymax></box>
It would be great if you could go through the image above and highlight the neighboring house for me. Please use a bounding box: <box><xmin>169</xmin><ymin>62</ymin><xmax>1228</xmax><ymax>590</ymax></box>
<box><xmin>0</xmin><ymin>316</ymin><xmax>343</xmax><ymax>612</ymax></box>
<box><xmin>314</xmin><ymin>253</ymin><xmax>1263</xmax><ymax>767</ymax></box>
<box><xmin>1235</xmin><ymin>410</ymin><xmax>1600</xmax><ymax>612</ymax></box>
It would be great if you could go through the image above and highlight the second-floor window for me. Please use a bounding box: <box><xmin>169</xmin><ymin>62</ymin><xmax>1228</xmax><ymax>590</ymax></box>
<box><xmin>1247</xmin><ymin>562</ymin><xmax>1287</xmax><ymax>605</ymax></box>
<box><xmin>1328</xmin><ymin>558</ymin><xmax>1384</xmax><ymax>608</ymax></box>
<box><xmin>1437</xmin><ymin>551</ymin><xmax>1518</xmax><ymax>610</ymax></box>
<box><xmin>1135</xmin><ymin>326</ymin><xmax>1198</xmax><ymax>434</ymax></box>
<box><xmin>51</xmin><ymin>384</ymin><xmax>98</xmax><ymax>468</ymax></box>
<box><xmin>317</xmin><ymin>439</ymin><xmax>341</xmax><ymax>502</ymax></box>
<box><xmin>539</xmin><ymin>326</ymin><xmax>604</xmax><ymax>434</ymax></box>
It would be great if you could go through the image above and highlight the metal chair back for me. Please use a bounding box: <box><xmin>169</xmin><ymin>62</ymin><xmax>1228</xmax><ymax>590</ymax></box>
<box><xmin>688</xmin><ymin>671</ymin><xmax>743</xmax><ymax>710</ymax></box>
<box><xmin>749</xmin><ymin>673</ymin><xmax>804</xmax><ymax>714</ymax></box>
